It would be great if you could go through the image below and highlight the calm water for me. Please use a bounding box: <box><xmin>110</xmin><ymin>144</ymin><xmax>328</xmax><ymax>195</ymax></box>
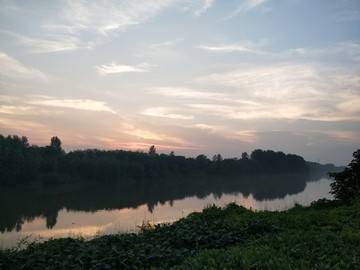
<box><xmin>0</xmin><ymin>176</ymin><xmax>333</xmax><ymax>249</ymax></box>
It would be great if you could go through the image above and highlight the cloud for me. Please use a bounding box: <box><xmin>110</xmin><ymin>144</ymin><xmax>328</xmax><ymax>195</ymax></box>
<box><xmin>194</xmin><ymin>0</ymin><xmax>215</xmax><ymax>16</ymax></box>
<box><xmin>236</xmin><ymin>0</ymin><xmax>269</xmax><ymax>12</ymax></box>
<box><xmin>198</xmin><ymin>44</ymin><xmax>255</xmax><ymax>53</ymax></box>
<box><xmin>41</xmin><ymin>23</ymin><xmax>87</xmax><ymax>35</ymax></box>
<box><xmin>150</xmin><ymin>39</ymin><xmax>183</xmax><ymax>48</ymax></box>
<box><xmin>282</xmin><ymin>42</ymin><xmax>360</xmax><ymax>62</ymax></box>
<box><xmin>0</xmin><ymin>52</ymin><xmax>49</xmax><ymax>80</ymax></box>
<box><xmin>337</xmin><ymin>97</ymin><xmax>360</xmax><ymax>117</ymax></box>
<box><xmin>121</xmin><ymin>121</ymin><xmax>194</xmax><ymax>147</ymax></box>
<box><xmin>314</xmin><ymin>130</ymin><xmax>360</xmax><ymax>144</ymax></box>
<box><xmin>199</xmin><ymin>40</ymin><xmax>360</xmax><ymax>63</ymax></box>
<box><xmin>62</xmin><ymin>0</ymin><xmax>170</xmax><ymax>34</ymax></box>
<box><xmin>95</xmin><ymin>62</ymin><xmax>154</xmax><ymax>75</ymax></box>
<box><xmin>62</xmin><ymin>0</ymin><xmax>214</xmax><ymax>35</ymax></box>
<box><xmin>0</xmin><ymin>118</ymin><xmax>47</xmax><ymax>133</ymax></box>
<box><xmin>142</xmin><ymin>107</ymin><xmax>194</xmax><ymax>120</ymax></box>
<box><xmin>1</xmin><ymin>1</ymin><xmax>214</xmax><ymax>54</ymax></box>
<box><xmin>195</xmin><ymin>63</ymin><xmax>360</xmax><ymax>121</ymax></box>
<box><xmin>185</xmin><ymin>102</ymin><xmax>295</xmax><ymax>121</ymax></box>
<box><xmin>28</xmin><ymin>96</ymin><xmax>115</xmax><ymax>113</ymax></box>
<box><xmin>224</xmin><ymin>0</ymin><xmax>270</xmax><ymax>19</ymax></box>
<box><xmin>148</xmin><ymin>87</ymin><xmax>226</xmax><ymax>100</ymax></box>
<box><xmin>138</xmin><ymin>39</ymin><xmax>185</xmax><ymax>62</ymax></box>
<box><xmin>0</xmin><ymin>105</ymin><xmax>39</xmax><ymax>116</ymax></box>
<box><xmin>1</xmin><ymin>27</ymin><xmax>93</xmax><ymax>54</ymax></box>
<box><xmin>198</xmin><ymin>39</ymin><xmax>268</xmax><ymax>54</ymax></box>
<box><xmin>15</xmin><ymin>34</ymin><xmax>88</xmax><ymax>53</ymax></box>
<box><xmin>198</xmin><ymin>40</ymin><xmax>360</xmax><ymax>63</ymax></box>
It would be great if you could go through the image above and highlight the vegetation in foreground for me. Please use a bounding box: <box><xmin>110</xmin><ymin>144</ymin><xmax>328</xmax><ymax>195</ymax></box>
<box><xmin>0</xmin><ymin>199</ymin><xmax>359</xmax><ymax>269</ymax></box>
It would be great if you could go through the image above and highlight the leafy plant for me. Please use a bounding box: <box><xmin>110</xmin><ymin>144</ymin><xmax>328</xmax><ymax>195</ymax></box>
<box><xmin>0</xmin><ymin>201</ymin><xmax>359</xmax><ymax>269</ymax></box>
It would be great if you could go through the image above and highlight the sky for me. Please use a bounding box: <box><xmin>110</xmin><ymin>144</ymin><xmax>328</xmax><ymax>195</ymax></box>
<box><xmin>0</xmin><ymin>0</ymin><xmax>359</xmax><ymax>166</ymax></box>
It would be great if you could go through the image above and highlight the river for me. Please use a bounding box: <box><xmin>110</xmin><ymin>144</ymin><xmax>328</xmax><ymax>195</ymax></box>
<box><xmin>0</xmin><ymin>175</ymin><xmax>333</xmax><ymax>249</ymax></box>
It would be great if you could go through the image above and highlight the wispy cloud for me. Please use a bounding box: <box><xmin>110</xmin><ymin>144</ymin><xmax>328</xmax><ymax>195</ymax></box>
<box><xmin>138</xmin><ymin>39</ymin><xmax>184</xmax><ymax>62</ymax></box>
<box><xmin>198</xmin><ymin>39</ymin><xmax>268</xmax><ymax>54</ymax></box>
<box><xmin>28</xmin><ymin>96</ymin><xmax>115</xmax><ymax>113</ymax></box>
<box><xmin>0</xmin><ymin>52</ymin><xmax>49</xmax><ymax>80</ymax></box>
<box><xmin>95</xmin><ymin>62</ymin><xmax>154</xmax><ymax>75</ymax></box>
<box><xmin>224</xmin><ymin>0</ymin><xmax>270</xmax><ymax>19</ymax></box>
<box><xmin>194</xmin><ymin>0</ymin><xmax>215</xmax><ymax>16</ymax></box>
<box><xmin>121</xmin><ymin>121</ymin><xmax>193</xmax><ymax>147</ymax></box>
<box><xmin>314</xmin><ymin>130</ymin><xmax>360</xmax><ymax>144</ymax></box>
<box><xmin>235</xmin><ymin>0</ymin><xmax>269</xmax><ymax>13</ymax></box>
<box><xmin>142</xmin><ymin>107</ymin><xmax>194</xmax><ymax>120</ymax></box>
<box><xmin>16</xmin><ymin>34</ymin><xmax>84</xmax><ymax>53</ymax></box>
<box><xmin>62</xmin><ymin>0</ymin><xmax>214</xmax><ymax>35</ymax></box>
<box><xmin>1</xmin><ymin>28</ymin><xmax>93</xmax><ymax>54</ymax></box>
<box><xmin>150</xmin><ymin>39</ymin><xmax>183</xmax><ymax>48</ymax></box>
<box><xmin>195</xmin><ymin>63</ymin><xmax>360</xmax><ymax>121</ymax></box>
<box><xmin>0</xmin><ymin>118</ymin><xmax>48</xmax><ymax>133</ymax></box>
<box><xmin>198</xmin><ymin>40</ymin><xmax>360</xmax><ymax>62</ymax></box>
<box><xmin>63</xmin><ymin>0</ymin><xmax>172</xmax><ymax>34</ymax></box>
<box><xmin>148</xmin><ymin>87</ymin><xmax>226</xmax><ymax>100</ymax></box>
<box><xmin>187</xmin><ymin>103</ymin><xmax>272</xmax><ymax>120</ymax></box>
<box><xmin>2</xmin><ymin>1</ymin><xmax>214</xmax><ymax>54</ymax></box>
<box><xmin>282</xmin><ymin>42</ymin><xmax>360</xmax><ymax>62</ymax></box>
<box><xmin>41</xmin><ymin>23</ymin><xmax>87</xmax><ymax>35</ymax></box>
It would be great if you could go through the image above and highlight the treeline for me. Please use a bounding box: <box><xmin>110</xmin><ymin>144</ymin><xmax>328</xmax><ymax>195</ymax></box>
<box><xmin>0</xmin><ymin>134</ymin><xmax>309</xmax><ymax>185</ymax></box>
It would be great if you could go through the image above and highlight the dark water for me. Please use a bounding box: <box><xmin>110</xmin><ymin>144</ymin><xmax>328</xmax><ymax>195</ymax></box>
<box><xmin>0</xmin><ymin>174</ymin><xmax>333</xmax><ymax>249</ymax></box>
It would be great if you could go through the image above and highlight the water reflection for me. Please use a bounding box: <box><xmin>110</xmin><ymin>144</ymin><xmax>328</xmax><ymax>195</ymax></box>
<box><xmin>0</xmin><ymin>174</ymin><xmax>333</xmax><ymax>249</ymax></box>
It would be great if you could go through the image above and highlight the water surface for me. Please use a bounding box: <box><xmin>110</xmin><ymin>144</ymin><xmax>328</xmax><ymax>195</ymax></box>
<box><xmin>0</xmin><ymin>175</ymin><xmax>333</xmax><ymax>249</ymax></box>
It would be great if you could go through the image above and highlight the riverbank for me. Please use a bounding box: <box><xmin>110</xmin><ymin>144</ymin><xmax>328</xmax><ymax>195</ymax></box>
<box><xmin>1</xmin><ymin>199</ymin><xmax>359</xmax><ymax>269</ymax></box>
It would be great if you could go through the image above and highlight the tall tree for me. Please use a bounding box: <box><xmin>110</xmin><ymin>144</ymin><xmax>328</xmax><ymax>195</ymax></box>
<box><xmin>148</xmin><ymin>145</ymin><xmax>157</xmax><ymax>156</ymax></box>
<box><xmin>50</xmin><ymin>136</ymin><xmax>62</xmax><ymax>151</ymax></box>
<box><xmin>241</xmin><ymin>152</ymin><xmax>249</xmax><ymax>160</ymax></box>
<box><xmin>329</xmin><ymin>149</ymin><xmax>360</xmax><ymax>203</ymax></box>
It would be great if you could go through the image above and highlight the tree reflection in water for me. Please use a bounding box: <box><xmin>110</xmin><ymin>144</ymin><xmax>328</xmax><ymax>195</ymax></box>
<box><xmin>0</xmin><ymin>172</ymin><xmax>329</xmax><ymax>233</ymax></box>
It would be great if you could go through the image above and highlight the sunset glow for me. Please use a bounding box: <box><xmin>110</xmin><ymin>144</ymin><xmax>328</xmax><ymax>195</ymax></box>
<box><xmin>1</xmin><ymin>0</ymin><xmax>359</xmax><ymax>165</ymax></box>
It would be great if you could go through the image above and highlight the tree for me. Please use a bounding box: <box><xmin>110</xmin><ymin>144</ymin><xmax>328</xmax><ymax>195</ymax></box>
<box><xmin>43</xmin><ymin>136</ymin><xmax>64</xmax><ymax>173</ymax></box>
<box><xmin>50</xmin><ymin>136</ymin><xmax>62</xmax><ymax>151</ymax></box>
<box><xmin>329</xmin><ymin>149</ymin><xmax>360</xmax><ymax>203</ymax></box>
<box><xmin>241</xmin><ymin>152</ymin><xmax>249</xmax><ymax>160</ymax></box>
<box><xmin>212</xmin><ymin>154</ymin><xmax>223</xmax><ymax>163</ymax></box>
<box><xmin>148</xmin><ymin>145</ymin><xmax>157</xmax><ymax>156</ymax></box>
<box><xmin>195</xmin><ymin>154</ymin><xmax>210</xmax><ymax>171</ymax></box>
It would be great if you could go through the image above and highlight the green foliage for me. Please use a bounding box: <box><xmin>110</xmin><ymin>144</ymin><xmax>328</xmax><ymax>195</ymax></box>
<box><xmin>174</xmin><ymin>231</ymin><xmax>360</xmax><ymax>270</ymax></box>
<box><xmin>1</xmin><ymin>201</ymin><xmax>359</xmax><ymax>269</ymax></box>
<box><xmin>329</xmin><ymin>149</ymin><xmax>360</xmax><ymax>203</ymax></box>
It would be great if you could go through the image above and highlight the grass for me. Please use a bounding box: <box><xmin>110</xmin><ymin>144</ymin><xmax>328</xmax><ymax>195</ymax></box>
<box><xmin>0</xmin><ymin>199</ymin><xmax>359</xmax><ymax>269</ymax></box>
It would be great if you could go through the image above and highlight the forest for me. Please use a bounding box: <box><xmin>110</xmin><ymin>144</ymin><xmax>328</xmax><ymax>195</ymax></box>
<box><xmin>0</xmin><ymin>134</ymin><xmax>317</xmax><ymax>185</ymax></box>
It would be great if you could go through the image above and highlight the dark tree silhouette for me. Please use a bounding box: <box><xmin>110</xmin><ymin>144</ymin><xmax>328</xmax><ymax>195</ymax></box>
<box><xmin>148</xmin><ymin>145</ymin><xmax>157</xmax><ymax>156</ymax></box>
<box><xmin>241</xmin><ymin>152</ymin><xmax>249</xmax><ymax>160</ymax></box>
<box><xmin>329</xmin><ymin>149</ymin><xmax>360</xmax><ymax>203</ymax></box>
<box><xmin>212</xmin><ymin>154</ymin><xmax>223</xmax><ymax>162</ymax></box>
<box><xmin>0</xmin><ymin>134</ymin><xmax>311</xmax><ymax>185</ymax></box>
<box><xmin>50</xmin><ymin>136</ymin><xmax>62</xmax><ymax>151</ymax></box>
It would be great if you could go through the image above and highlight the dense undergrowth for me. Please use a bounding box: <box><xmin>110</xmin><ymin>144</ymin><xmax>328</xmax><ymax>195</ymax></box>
<box><xmin>1</xmin><ymin>199</ymin><xmax>359</xmax><ymax>269</ymax></box>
